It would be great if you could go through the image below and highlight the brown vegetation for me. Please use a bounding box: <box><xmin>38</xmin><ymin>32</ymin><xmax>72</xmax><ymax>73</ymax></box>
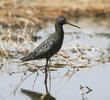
<box><xmin>0</xmin><ymin>0</ymin><xmax>110</xmax><ymax>27</ymax></box>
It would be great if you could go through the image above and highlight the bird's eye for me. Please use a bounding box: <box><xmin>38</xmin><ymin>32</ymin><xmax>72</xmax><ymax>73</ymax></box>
<box><xmin>59</xmin><ymin>17</ymin><xmax>64</xmax><ymax>21</ymax></box>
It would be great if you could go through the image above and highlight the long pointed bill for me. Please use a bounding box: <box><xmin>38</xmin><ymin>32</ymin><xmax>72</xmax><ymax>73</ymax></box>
<box><xmin>66</xmin><ymin>22</ymin><xmax>80</xmax><ymax>29</ymax></box>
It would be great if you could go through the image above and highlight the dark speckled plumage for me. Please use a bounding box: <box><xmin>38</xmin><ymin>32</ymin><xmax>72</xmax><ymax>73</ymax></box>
<box><xmin>21</xmin><ymin>16</ymin><xmax>80</xmax><ymax>64</ymax></box>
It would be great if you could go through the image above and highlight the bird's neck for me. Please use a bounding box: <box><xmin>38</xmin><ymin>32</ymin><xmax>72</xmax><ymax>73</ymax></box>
<box><xmin>55</xmin><ymin>23</ymin><xmax>64</xmax><ymax>36</ymax></box>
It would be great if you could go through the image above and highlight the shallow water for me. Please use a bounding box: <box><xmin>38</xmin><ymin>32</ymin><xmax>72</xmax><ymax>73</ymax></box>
<box><xmin>0</xmin><ymin>18</ymin><xmax>110</xmax><ymax>100</ymax></box>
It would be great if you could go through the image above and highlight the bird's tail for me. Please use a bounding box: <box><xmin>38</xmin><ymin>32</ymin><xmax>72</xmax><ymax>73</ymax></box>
<box><xmin>21</xmin><ymin>56</ymin><xmax>33</xmax><ymax>62</ymax></box>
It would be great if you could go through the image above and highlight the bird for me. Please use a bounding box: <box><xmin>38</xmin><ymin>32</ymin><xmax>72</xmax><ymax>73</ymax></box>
<box><xmin>21</xmin><ymin>16</ymin><xmax>80</xmax><ymax>65</ymax></box>
<box><xmin>21</xmin><ymin>16</ymin><xmax>80</xmax><ymax>92</ymax></box>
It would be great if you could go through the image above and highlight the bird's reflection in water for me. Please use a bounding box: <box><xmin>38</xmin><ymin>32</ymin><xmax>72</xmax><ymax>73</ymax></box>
<box><xmin>21</xmin><ymin>67</ymin><xmax>55</xmax><ymax>100</ymax></box>
<box><xmin>21</xmin><ymin>89</ymin><xmax>56</xmax><ymax>100</ymax></box>
<box><xmin>21</xmin><ymin>68</ymin><xmax>55</xmax><ymax>100</ymax></box>
<box><xmin>21</xmin><ymin>60</ymin><xmax>65</xmax><ymax>100</ymax></box>
<box><xmin>21</xmin><ymin>60</ymin><xmax>66</xmax><ymax>99</ymax></box>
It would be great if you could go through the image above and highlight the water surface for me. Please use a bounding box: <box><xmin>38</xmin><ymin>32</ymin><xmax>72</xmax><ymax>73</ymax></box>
<box><xmin>0</xmin><ymin>18</ymin><xmax>110</xmax><ymax>100</ymax></box>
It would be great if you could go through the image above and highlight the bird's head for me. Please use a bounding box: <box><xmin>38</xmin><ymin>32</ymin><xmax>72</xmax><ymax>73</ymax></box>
<box><xmin>56</xmin><ymin>16</ymin><xmax>80</xmax><ymax>28</ymax></box>
<box><xmin>56</xmin><ymin>16</ymin><xmax>67</xmax><ymax>25</ymax></box>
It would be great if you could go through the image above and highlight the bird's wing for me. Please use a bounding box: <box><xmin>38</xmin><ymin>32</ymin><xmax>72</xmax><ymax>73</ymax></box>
<box><xmin>21</xmin><ymin>37</ymin><xmax>54</xmax><ymax>61</ymax></box>
<box><xmin>33</xmin><ymin>37</ymin><xmax>54</xmax><ymax>57</ymax></box>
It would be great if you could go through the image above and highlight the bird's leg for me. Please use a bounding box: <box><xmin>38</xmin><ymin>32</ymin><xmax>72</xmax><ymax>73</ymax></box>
<box><xmin>45</xmin><ymin>58</ymin><xmax>51</xmax><ymax>93</ymax></box>
<box><xmin>48</xmin><ymin>58</ymin><xmax>51</xmax><ymax>92</ymax></box>
<box><xmin>44</xmin><ymin>58</ymin><xmax>49</xmax><ymax>93</ymax></box>
<box><xmin>49</xmin><ymin>58</ymin><xmax>51</xmax><ymax>66</ymax></box>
